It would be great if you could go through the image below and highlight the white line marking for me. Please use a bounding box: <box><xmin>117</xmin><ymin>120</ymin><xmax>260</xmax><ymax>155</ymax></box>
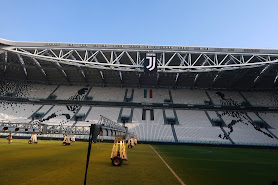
<box><xmin>149</xmin><ymin>144</ymin><xmax>186</xmax><ymax>185</ymax></box>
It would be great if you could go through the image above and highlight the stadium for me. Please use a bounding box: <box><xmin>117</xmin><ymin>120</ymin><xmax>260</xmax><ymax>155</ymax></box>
<box><xmin>0</xmin><ymin>38</ymin><xmax>278</xmax><ymax>185</ymax></box>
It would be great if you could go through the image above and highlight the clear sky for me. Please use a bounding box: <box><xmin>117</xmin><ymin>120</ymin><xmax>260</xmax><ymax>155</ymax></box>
<box><xmin>1</xmin><ymin>0</ymin><xmax>278</xmax><ymax>49</ymax></box>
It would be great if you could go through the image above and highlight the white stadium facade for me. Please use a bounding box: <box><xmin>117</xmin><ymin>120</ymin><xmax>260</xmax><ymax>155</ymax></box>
<box><xmin>0</xmin><ymin>38</ymin><xmax>278</xmax><ymax>146</ymax></box>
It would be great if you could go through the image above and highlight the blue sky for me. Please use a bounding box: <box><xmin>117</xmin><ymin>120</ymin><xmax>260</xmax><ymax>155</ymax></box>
<box><xmin>1</xmin><ymin>0</ymin><xmax>278</xmax><ymax>49</ymax></box>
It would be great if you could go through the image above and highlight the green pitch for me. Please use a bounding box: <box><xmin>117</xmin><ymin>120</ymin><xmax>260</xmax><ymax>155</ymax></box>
<box><xmin>0</xmin><ymin>138</ymin><xmax>277</xmax><ymax>185</ymax></box>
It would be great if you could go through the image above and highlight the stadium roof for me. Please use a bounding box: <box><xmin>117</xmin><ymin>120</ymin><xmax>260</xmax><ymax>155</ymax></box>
<box><xmin>1</xmin><ymin>38</ymin><xmax>278</xmax><ymax>89</ymax></box>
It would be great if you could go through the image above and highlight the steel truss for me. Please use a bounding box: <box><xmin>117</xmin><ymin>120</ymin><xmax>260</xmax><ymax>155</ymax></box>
<box><xmin>0</xmin><ymin>116</ymin><xmax>127</xmax><ymax>136</ymax></box>
<box><xmin>1</xmin><ymin>39</ymin><xmax>278</xmax><ymax>87</ymax></box>
<box><xmin>1</xmin><ymin>46</ymin><xmax>278</xmax><ymax>74</ymax></box>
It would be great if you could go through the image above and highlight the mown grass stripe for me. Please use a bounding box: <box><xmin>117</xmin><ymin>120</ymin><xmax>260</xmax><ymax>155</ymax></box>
<box><xmin>149</xmin><ymin>144</ymin><xmax>186</xmax><ymax>185</ymax></box>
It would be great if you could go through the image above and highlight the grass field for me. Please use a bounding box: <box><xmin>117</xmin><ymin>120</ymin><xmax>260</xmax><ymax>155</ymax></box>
<box><xmin>0</xmin><ymin>138</ymin><xmax>277</xmax><ymax>185</ymax></box>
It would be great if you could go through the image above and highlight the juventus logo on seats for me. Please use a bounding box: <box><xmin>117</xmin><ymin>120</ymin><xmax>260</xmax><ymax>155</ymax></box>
<box><xmin>144</xmin><ymin>53</ymin><xmax>157</xmax><ymax>72</ymax></box>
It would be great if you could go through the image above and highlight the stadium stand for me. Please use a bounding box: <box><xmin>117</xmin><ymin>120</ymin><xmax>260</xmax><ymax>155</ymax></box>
<box><xmin>54</xmin><ymin>85</ymin><xmax>88</xmax><ymax>100</ymax></box>
<box><xmin>1</xmin><ymin>39</ymin><xmax>278</xmax><ymax>147</ymax></box>
<box><xmin>132</xmin><ymin>88</ymin><xmax>170</xmax><ymax>103</ymax></box>
<box><xmin>208</xmin><ymin>91</ymin><xmax>245</xmax><ymax>106</ymax></box>
<box><xmin>86</xmin><ymin>107</ymin><xmax>120</xmax><ymax>123</ymax></box>
<box><xmin>126</xmin><ymin>108</ymin><xmax>175</xmax><ymax>142</ymax></box>
<box><xmin>0</xmin><ymin>102</ymin><xmax>40</xmax><ymax>123</ymax></box>
<box><xmin>172</xmin><ymin>89</ymin><xmax>209</xmax><ymax>104</ymax></box>
<box><xmin>175</xmin><ymin>110</ymin><xmax>229</xmax><ymax>144</ymax></box>
<box><xmin>242</xmin><ymin>91</ymin><xmax>278</xmax><ymax>107</ymax></box>
<box><xmin>0</xmin><ymin>84</ymin><xmax>278</xmax><ymax>146</ymax></box>
<box><xmin>88</xmin><ymin>87</ymin><xmax>126</xmax><ymax>101</ymax></box>
<box><xmin>0</xmin><ymin>81</ymin><xmax>17</xmax><ymax>97</ymax></box>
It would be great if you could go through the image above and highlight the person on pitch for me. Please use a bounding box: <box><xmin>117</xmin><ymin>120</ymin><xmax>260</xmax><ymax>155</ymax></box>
<box><xmin>63</xmin><ymin>134</ymin><xmax>71</xmax><ymax>146</ymax></box>
<box><xmin>29</xmin><ymin>133</ymin><xmax>37</xmax><ymax>144</ymax></box>
<box><xmin>71</xmin><ymin>135</ymin><xmax>75</xmax><ymax>142</ymax></box>
<box><xmin>7</xmin><ymin>133</ymin><xmax>12</xmax><ymax>144</ymax></box>
<box><xmin>32</xmin><ymin>133</ymin><xmax>38</xmax><ymax>144</ymax></box>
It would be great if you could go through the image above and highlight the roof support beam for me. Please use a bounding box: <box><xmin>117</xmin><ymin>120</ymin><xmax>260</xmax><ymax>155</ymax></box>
<box><xmin>193</xmin><ymin>73</ymin><xmax>199</xmax><ymax>87</ymax></box>
<box><xmin>55</xmin><ymin>62</ymin><xmax>69</xmax><ymax>82</ymax></box>
<box><xmin>193</xmin><ymin>58</ymin><xmax>209</xmax><ymax>86</ymax></box>
<box><xmin>44</xmin><ymin>51</ymin><xmax>69</xmax><ymax>82</ymax></box>
<box><xmin>43</xmin><ymin>51</ymin><xmax>68</xmax><ymax>83</ymax></box>
<box><xmin>70</xmin><ymin>54</ymin><xmax>87</xmax><ymax>83</ymax></box>
<box><xmin>138</xmin><ymin>73</ymin><xmax>142</xmax><ymax>87</ymax></box>
<box><xmin>156</xmin><ymin>73</ymin><xmax>160</xmax><ymax>87</ymax></box>
<box><xmin>113</xmin><ymin>52</ymin><xmax>123</xmax><ymax>84</ymax></box>
<box><xmin>230</xmin><ymin>69</ymin><xmax>251</xmax><ymax>88</ymax></box>
<box><xmin>2</xmin><ymin>51</ymin><xmax>8</xmax><ymax>73</ymax></box>
<box><xmin>252</xmin><ymin>64</ymin><xmax>273</xmax><ymax>87</ymax></box>
<box><xmin>273</xmin><ymin>69</ymin><xmax>278</xmax><ymax>85</ymax></box>
<box><xmin>4</xmin><ymin>51</ymin><xmax>7</xmax><ymax>72</ymax></box>
<box><xmin>31</xmin><ymin>58</ymin><xmax>48</xmax><ymax>80</ymax></box>
<box><xmin>175</xmin><ymin>73</ymin><xmax>179</xmax><ymax>83</ymax></box>
<box><xmin>16</xmin><ymin>54</ymin><xmax>28</xmax><ymax>79</ymax></box>
<box><xmin>119</xmin><ymin>71</ymin><xmax>123</xmax><ymax>85</ymax></box>
<box><xmin>211</xmin><ymin>58</ymin><xmax>233</xmax><ymax>87</ymax></box>
<box><xmin>98</xmin><ymin>70</ymin><xmax>105</xmax><ymax>86</ymax></box>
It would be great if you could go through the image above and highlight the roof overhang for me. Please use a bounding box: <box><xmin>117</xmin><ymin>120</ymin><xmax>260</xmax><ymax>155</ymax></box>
<box><xmin>1</xmin><ymin>38</ymin><xmax>278</xmax><ymax>73</ymax></box>
<box><xmin>1</xmin><ymin>38</ymin><xmax>278</xmax><ymax>89</ymax></box>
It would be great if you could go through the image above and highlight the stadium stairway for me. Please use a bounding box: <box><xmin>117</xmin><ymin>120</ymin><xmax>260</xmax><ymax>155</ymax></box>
<box><xmin>124</xmin><ymin>89</ymin><xmax>128</xmax><ymax>101</ymax></box>
<box><xmin>70</xmin><ymin>87</ymin><xmax>92</xmax><ymax>124</ymax></box>
<box><xmin>162</xmin><ymin>109</ymin><xmax>178</xmax><ymax>142</ymax></box>
<box><xmin>173</xmin><ymin>109</ymin><xmax>179</xmax><ymax>124</ymax></box>
<box><xmin>171</xmin><ymin>124</ymin><xmax>178</xmax><ymax>142</ymax></box>
<box><xmin>265</xmin><ymin>129</ymin><xmax>278</xmax><ymax>140</ymax></box>
<box><xmin>29</xmin><ymin>105</ymin><xmax>44</xmax><ymax>120</ymax></box>
<box><xmin>205</xmin><ymin>91</ymin><xmax>214</xmax><ymax>105</ymax></box>
<box><xmin>84</xmin><ymin>106</ymin><xmax>93</xmax><ymax>120</ymax></box>
<box><xmin>216</xmin><ymin>111</ymin><xmax>235</xmax><ymax>144</ymax></box>
<box><xmin>123</xmin><ymin>88</ymin><xmax>134</xmax><ymax>102</ymax></box>
<box><xmin>13</xmin><ymin>82</ymin><xmax>20</xmax><ymax>97</ymax></box>
<box><xmin>70</xmin><ymin>106</ymin><xmax>82</xmax><ymax>121</ymax></box>
<box><xmin>168</xmin><ymin>90</ymin><xmax>173</xmax><ymax>103</ymax></box>
<box><xmin>129</xmin><ymin>108</ymin><xmax>134</xmax><ymax>123</ymax></box>
<box><xmin>117</xmin><ymin>107</ymin><xmax>134</xmax><ymax>123</ymax></box>
<box><xmin>239</xmin><ymin>91</ymin><xmax>252</xmax><ymax>106</ymax></box>
<box><xmin>253</xmin><ymin>113</ymin><xmax>278</xmax><ymax>140</ymax></box>
<box><xmin>205</xmin><ymin>110</ymin><xmax>235</xmax><ymax>144</ymax></box>
<box><xmin>42</xmin><ymin>105</ymin><xmax>55</xmax><ymax>119</ymax></box>
<box><xmin>257</xmin><ymin>114</ymin><xmax>278</xmax><ymax>140</ymax></box>
<box><xmin>130</xmin><ymin>89</ymin><xmax>134</xmax><ymax>101</ymax></box>
<box><xmin>204</xmin><ymin>110</ymin><xmax>216</xmax><ymax>126</ymax></box>
<box><xmin>46</xmin><ymin>85</ymin><xmax>60</xmax><ymax>99</ymax></box>
<box><xmin>118</xmin><ymin>108</ymin><xmax>123</xmax><ymax>122</ymax></box>
<box><xmin>84</xmin><ymin>86</ymin><xmax>92</xmax><ymax>99</ymax></box>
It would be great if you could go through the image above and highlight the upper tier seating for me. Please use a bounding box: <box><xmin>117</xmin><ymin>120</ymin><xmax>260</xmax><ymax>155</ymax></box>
<box><xmin>172</xmin><ymin>89</ymin><xmax>209</xmax><ymax>104</ymax></box>
<box><xmin>54</xmin><ymin>85</ymin><xmax>88</xmax><ymax>100</ymax></box>
<box><xmin>16</xmin><ymin>84</ymin><xmax>58</xmax><ymax>99</ymax></box>
<box><xmin>0</xmin><ymin>81</ymin><xmax>17</xmax><ymax>96</ymax></box>
<box><xmin>242</xmin><ymin>91</ymin><xmax>278</xmax><ymax>107</ymax></box>
<box><xmin>86</xmin><ymin>107</ymin><xmax>120</xmax><ymax>123</ymax></box>
<box><xmin>0</xmin><ymin>102</ymin><xmax>41</xmax><ymax>123</ymax></box>
<box><xmin>132</xmin><ymin>88</ymin><xmax>169</xmax><ymax>103</ymax></box>
<box><xmin>88</xmin><ymin>87</ymin><xmax>126</xmax><ymax>101</ymax></box>
<box><xmin>0</xmin><ymin>81</ymin><xmax>277</xmax><ymax>146</ymax></box>
<box><xmin>208</xmin><ymin>91</ymin><xmax>245</xmax><ymax>106</ymax></box>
